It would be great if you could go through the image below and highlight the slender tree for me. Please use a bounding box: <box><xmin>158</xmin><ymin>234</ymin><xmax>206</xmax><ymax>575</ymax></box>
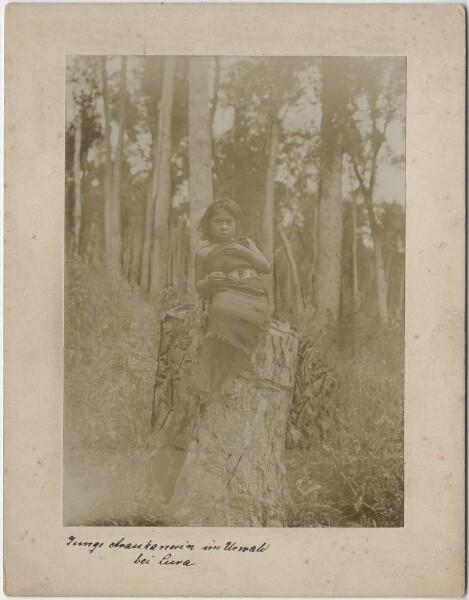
<box><xmin>140</xmin><ymin>58</ymin><xmax>177</xmax><ymax>291</ymax></box>
<box><xmin>210</xmin><ymin>57</ymin><xmax>222</xmax><ymax>197</ymax></box>
<box><xmin>314</xmin><ymin>58</ymin><xmax>347</xmax><ymax>331</ymax></box>
<box><xmin>346</xmin><ymin>59</ymin><xmax>405</xmax><ymax>325</ymax></box>
<box><xmin>277</xmin><ymin>225</ymin><xmax>304</xmax><ymax>316</ymax></box>
<box><xmin>72</xmin><ymin>110</ymin><xmax>82</xmax><ymax>254</ymax></box>
<box><xmin>262</xmin><ymin>101</ymin><xmax>280</xmax><ymax>308</ymax></box>
<box><xmin>351</xmin><ymin>191</ymin><xmax>360</xmax><ymax>307</ymax></box>
<box><xmin>188</xmin><ymin>57</ymin><xmax>214</xmax><ymax>296</ymax></box>
<box><xmin>349</xmin><ymin>140</ymin><xmax>388</xmax><ymax>325</ymax></box>
<box><xmin>109</xmin><ymin>57</ymin><xmax>127</xmax><ymax>274</ymax></box>
<box><xmin>66</xmin><ymin>57</ymin><xmax>102</xmax><ymax>259</ymax></box>
<box><xmin>149</xmin><ymin>57</ymin><xmax>177</xmax><ymax>295</ymax></box>
<box><xmin>101</xmin><ymin>57</ymin><xmax>113</xmax><ymax>262</ymax></box>
<box><xmin>398</xmin><ymin>259</ymin><xmax>405</xmax><ymax>322</ymax></box>
<box><xmin>140</xmin><ymin>139</ymin><xmax>160</xmax><ymax>290</ymax></box>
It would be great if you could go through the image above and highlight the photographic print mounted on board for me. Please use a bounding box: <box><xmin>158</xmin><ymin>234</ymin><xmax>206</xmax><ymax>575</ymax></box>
<box><xmin>64</xmin><ymin>55</ymin><xmax>405</xmax><ymax>527</ymax></box>
<box><xmin>5</xmin><ymin>3</ymin><xmax>465</xmax><ymax>596</ymax></box>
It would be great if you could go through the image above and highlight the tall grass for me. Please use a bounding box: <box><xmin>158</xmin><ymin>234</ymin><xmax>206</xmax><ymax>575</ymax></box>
<box><xmin>64</xmin><ymin>258</ymin><xmax>164</xmax><ymax>525</ymax></box>
<box><xmin>286</xmin><ymin>316</ymin><xmax>404</xmax><ymax>527</ymax></box>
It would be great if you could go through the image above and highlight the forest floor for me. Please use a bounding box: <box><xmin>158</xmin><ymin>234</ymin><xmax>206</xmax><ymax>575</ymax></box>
<box><xmin>64</xmin><ymin>260</ymin><xmax>404</xmax><ymax>528</ymax></box>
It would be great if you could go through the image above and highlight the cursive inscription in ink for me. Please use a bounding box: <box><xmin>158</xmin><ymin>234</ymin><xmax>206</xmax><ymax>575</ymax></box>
<box><xmin>66</xmin><ymin>536</ymin><xmax>270</xmax><ymax>568</ymax></box>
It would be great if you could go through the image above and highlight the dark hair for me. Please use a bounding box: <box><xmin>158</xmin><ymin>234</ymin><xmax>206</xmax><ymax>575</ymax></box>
<box><xmin>198</xmin><ymin>198</ymin><xmax>243</xmax><ymax>241</ymax></box>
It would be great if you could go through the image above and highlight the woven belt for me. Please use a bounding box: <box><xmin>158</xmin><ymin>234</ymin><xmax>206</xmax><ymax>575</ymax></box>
<box><xmin>226</xmin><ymin>268</ymin><xmax>259</xmax><ymax>281</ymax></box>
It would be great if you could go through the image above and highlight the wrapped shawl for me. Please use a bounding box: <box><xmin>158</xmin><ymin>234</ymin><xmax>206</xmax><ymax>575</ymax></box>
<box><xmin>201</xmin><ymin>240</ymin><xmax>269</xmax><ymax>355</ymax></box>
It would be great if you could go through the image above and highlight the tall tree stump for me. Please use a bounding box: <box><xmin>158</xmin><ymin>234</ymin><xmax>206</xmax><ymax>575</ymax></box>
<box><xmin>148</xmin><ymin>305</ymin><xmax>299</xmax><ymax>527</ymax></box>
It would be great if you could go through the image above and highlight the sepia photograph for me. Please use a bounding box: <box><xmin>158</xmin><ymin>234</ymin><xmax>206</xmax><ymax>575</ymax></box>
<box><xmin>5</xmin><ymin>3</ymin><xmax>465</xmax><ymax>595</ymax></box>
<box><xmin>64</xmin><ymin>55</ymin><xmax>406</xmax><ymax>528</ymax></box>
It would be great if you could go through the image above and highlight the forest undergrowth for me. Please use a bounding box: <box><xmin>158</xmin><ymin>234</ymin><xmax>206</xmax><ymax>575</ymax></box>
<box><xmin>286</xmin><ymin>314</ymin><xmax>404</xmax><ymax>527</ymax></box>
<box><xmin>65</xmin><ymin>259</ymin><xmax>404</xmax><ymax>527</ymax></box>
<box><xmin>64</xmin><ymin>259</ymin><xmax>165</xmax><ymax>525</ymax></box>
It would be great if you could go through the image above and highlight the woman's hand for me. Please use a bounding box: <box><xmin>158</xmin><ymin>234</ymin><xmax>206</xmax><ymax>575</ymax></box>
<box><xmin>206</xmin><ymin>271</ymin><xmax>226</xmax><ymax>286</ymax></box>
<box><xmin>195</xmin><ymin>271</ymin><xmax>226</xmax><ymax>295</ymax></box>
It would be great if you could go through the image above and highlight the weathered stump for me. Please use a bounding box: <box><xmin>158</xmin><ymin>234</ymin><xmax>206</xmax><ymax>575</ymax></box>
<box><xmin>148</xmin><ymin>305</ymin><xmax>299</xmax><ymax>527</ymax></box>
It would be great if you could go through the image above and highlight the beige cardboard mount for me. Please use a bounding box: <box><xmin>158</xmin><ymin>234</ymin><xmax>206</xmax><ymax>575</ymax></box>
<box><xmin>4</xmin><ymin>3</ymin><xmax>465</xmax><ymax>597</ymax></box>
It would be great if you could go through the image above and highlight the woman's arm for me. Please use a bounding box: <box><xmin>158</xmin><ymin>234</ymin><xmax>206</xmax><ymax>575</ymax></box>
<box><xmin>195</xmin><ymin>251</ymin><xmax>226</xmax><ymax>296</ymax></box>
<box><xmin>244</xmin><ymin>238</ymin><xmax>272</xmax><ymax>274</ymax></box>
<box><xmin>194</xmin><ymin>252</ymin><xmax>210</xmax><ymax>296</ymax></box>
<box><xmin>225</xmin><ymin>239</ymin><xmax>271</xmax><ymax>274</ymax></box>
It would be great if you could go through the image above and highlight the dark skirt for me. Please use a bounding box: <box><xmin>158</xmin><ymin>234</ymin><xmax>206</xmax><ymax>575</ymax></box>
<box><xmin>205</xmin><ymin>287</ymin><xmax>269</xmax><ymax>355</ymax></box>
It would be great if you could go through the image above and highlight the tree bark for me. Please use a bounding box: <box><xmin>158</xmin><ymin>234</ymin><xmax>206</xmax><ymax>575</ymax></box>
<box><xmin>170</xmin><ymin>215</ymin><xmax>188</xmax><ymax>295</ymax></box>
<box><xmin>188</xmin><ymin>57</ymin><xmax>214</xmax><ymax>297</ymax></box>
<box><xmin>147</xmin><ymin>57</ymin><xmax>176</xmax><ymax>295</ymax></box>
<box><xmin>140</xmin><ymin>60</ymin><xmax>173</xmax><ymax>291</ymax></box>
<box><xmin>72</xmin><ymin>110</ymin><xmax>82</xmax><ymax>255</ymax></box>
<box><xmin>274</xmin><ymin>247</ymin><xmax>289</xmax><ymax>313</ymax></box>
<box><xmin>210</xmin><ymin>57</ymin><xmax>221</xmax><ymax>197</ymax></box>
<box><xmin>277</xmin><ymin>226</ymin><xmax>304</xmax><ymax>316</ymax></box>
<box><xmin>349</xmin><ymin>194</ymin><xmax>359</xmax><ymax>354</ymax></box>
<box><xmin>101</xmin><ymin>57</ymin><xmax>113</xmax><ymax>262</ymax></box>
<box><xmin>122</xmin><ymin>223</ymin><xmax>132</xmax><ymax>281</ymax></box>
<box><xmin>351</xmin><ymin>194</ymin><xmax>359</xmax><ymax>307</ymax></box>
<box><xmin>304</xmin><ymin>198</ymin><xmax>319</xmax><ymax>304</ymax></box>
<box><xmin>130</xmin><ymin>218</ymin><xmax>143</xmax><ymax>284</ymax></box>
<box><xmin>373</xmin><ymin>237</ymin><xmax>388</xmax><ymax>324</ymax></box>
<box><xmin>398</xmin><ymin>261</ymin><xmax>405</xmax><ymax>321</ymax></box>
<box><xmin>362</xmin><ymin>188</ymin><xmax>388</xmax><ymax>326</ymax></box>
<box><xmin>262</xmin><ymin>106</ymin><xmax>280</xmax><ymax>311</ymax></box>
<box><xmin>140</xmin><ymin>136</ymin><xmax>159</xmax><ymax>290</ymax></box>
<box><xmin>348</xmin><ymin>105</ymin><xmax>390</xmax><ymax>326</ymax></box>
<box><xmin>358</xmin><ymin>186</ymin><xmax>388</xmax><ymax>325</ymax></box>
<box><xmin>148</xmin><ymin>306</ymin><xmax>298</xmax><ymax>526</ymax></box>
<box><xmin>110</xmin><ymin>56</ymin><xmax>127</xmax><ymax>275</ymax></box>
<box><xmin>314</xmin><ymin>59</ymin><xmax>346</xmax><ymax>331</ymax></box>
<box><xmin>210</xmin><ymin>57</ymin><xmax>221</xmax><ymax>128</ymax></box>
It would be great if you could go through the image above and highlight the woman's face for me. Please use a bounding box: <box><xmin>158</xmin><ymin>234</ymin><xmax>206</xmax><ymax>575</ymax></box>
<box><xmin>210</xmin><ymin>209</ymin><xmax>236</xmax><ymax>242</ymax></box>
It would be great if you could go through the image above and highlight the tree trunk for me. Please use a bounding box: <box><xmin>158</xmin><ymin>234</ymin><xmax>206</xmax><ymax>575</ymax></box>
<box><xmin>65</xmin><ymin>176</ymin><xmax>75</xmax><ymax>255</ymax></box>
<box><xmin>78</xmin><ymin>171</ymin><xmax>102</xmax><ymax>264</ymax></box>
<box><xmin>262</xmin><ymin>107</ymin><xmax>280</xmax><ymax>311</ymax></box>
<box><xmin>148</xmin><ymin>306</ymin><xmax>298</xmax><ymax>526</ymax></box>
<box><xmin>140</xmin><ymin>60</ymin><xmax>172</xmax><ymax>291</ymax></box>
<box><xmin>304</xmin><ymin>198</ymin><xmax>319</xmax><ymax>304</ymax></box>
<box><xmin>140</xmin><ymin>136</ymin><xmax>159</xmax><ymax>290</ymax></box>
<box><xmin>147</xmin><ymin>57</ymin><xmax>177</xmax><ymax>295</ymax></box>
<box><xmin>398</xmin><ymin>261</ymin><xmax>405</xmax><ymax>321</ymax></box>
<box><xmin>110</xmin><ymin>56</ymin><xmax>127</xmax><ymax>275</ymax></box>
<box><xmin>171</xmin><ymin>215</ymin><xmax>187</xmax><ymax>295</ymax></box>
<box><xmin>348</xmin><ymin>94</ymin><xmax>389</xmax><ymax>326</ymax></box>
<box><xmin>101</xmin><ymin>57</ymin><xmax>113</xmax><ymax>262</ymax></box>
<box><xmin>361</xmin><ymin>188</ymin><xmax>388</xmax><ymax>326</ymax></box>
<box><xmin>385</xmin><ymin>251</ymin><xmax>393</xmax><ymax>287</ymax></box>
<box><xmin>277</xmin><ymin>226</ymin><xmax>304</xmax><ymax>316</ymax></box>
<box><xmin>351</xmin><ymin>194</ymin><xmax>359</xmax><ymax>307</ymax></box>
<box><xmin>210</xmin><ymin>57</ymin><xmax>222</xmax><ymax>198</ymax></box>
<box><xmin>283</xmin><ymin>257</ymin><xmax>292</xmax><ymax>313</ymax></box>
<box><xmin>130</xmin><ymin>218</ymin><xmax>143</xmax><ymax>284</ymax></box>
<box><xmin>373</xmin><ymin>236</ymin><xmax>388</xmax><ymax>324</ymax></box>
<box><xmin>188</xmin><ymin>57</ymin><xmax>214</xmax><ymax>297</ymax></box>
<box><xmin>314</xmin><ymin>59</ymin><xmax>346</xmax><ymax>331</ymax></box>
<box><xmin>122</xmin><ymin>223</ymin><xmax>132</xmax><ymax>281</ymax></box>
<box><xmin>274</xmin><ymin>247</ymin><xmax>289</xmax><ymax>313</ymax></box>
<box><xmin>350</xmin><ymin>195</ymin><xmax>359</xmax><ymax>354</ymax></box>
<box><xmin>72</xmin><ymin>110</ymin><xmax>82</xmax><ymax>254</ymax></box>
